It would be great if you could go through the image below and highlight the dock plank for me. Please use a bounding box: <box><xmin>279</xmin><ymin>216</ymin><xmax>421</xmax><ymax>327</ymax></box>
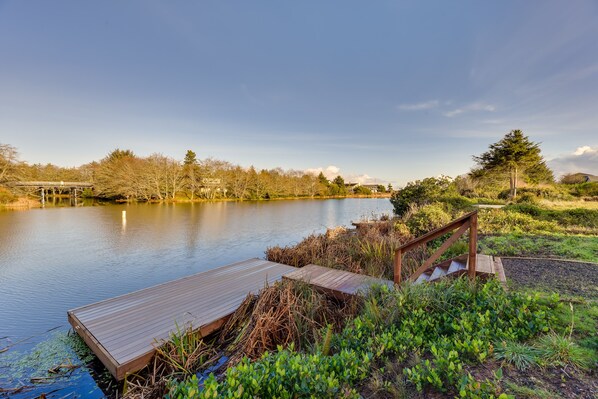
<box><xmin>68</xmin><ymin>258</ymin><xmax>295</xmax><ymax>380</ymax></box>
<box><xmin>283</xmin><ymin>264</ymin><xmax>393</xmax><ymax>299</ymax></box>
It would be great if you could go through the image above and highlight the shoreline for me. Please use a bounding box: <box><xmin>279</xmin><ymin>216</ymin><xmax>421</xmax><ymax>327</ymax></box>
<box><xmin>0</xmin><ymin>193</ymin><xmax>392</xmax><ymax>211</ymax></box>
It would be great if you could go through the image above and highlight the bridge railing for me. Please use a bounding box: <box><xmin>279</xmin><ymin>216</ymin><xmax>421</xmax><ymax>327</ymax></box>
<box><xmin>13</xmin><ymin>181</ymin><xmax>93</xmax><ymax>188</ymax></box>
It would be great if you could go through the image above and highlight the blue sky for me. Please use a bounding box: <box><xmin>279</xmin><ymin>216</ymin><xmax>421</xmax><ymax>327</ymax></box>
<box><xmin>1</xmin><ymin>1</ymin><xmax>597</xmax><ymax>185</ymax></box>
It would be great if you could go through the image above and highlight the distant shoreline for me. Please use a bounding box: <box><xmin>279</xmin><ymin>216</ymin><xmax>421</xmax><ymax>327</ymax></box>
<box><xmin>0</xmin><ymin>193</ymin><xmax>392</xmax><ymax>211</ymax></box>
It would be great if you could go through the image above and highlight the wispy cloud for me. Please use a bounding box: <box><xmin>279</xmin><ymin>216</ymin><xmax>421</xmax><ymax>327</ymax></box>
<box><xmin>397</xmin><ymin>100</ymin><xmax>439</xmax><ymax>111</ymax></box>
<box><xmin>548</xmin><ymin>146</ymin><xmax>598</xmax><ymax>178</ymax></box>
<box><xmin>443</xmin><ymin>102</ymin><xmax>496</xmax><ymax>118</ymax></box>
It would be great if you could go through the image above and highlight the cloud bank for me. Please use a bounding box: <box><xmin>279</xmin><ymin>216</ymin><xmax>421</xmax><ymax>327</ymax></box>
<box><xmin>305</xmin><ymin>165</ymin><xmax>387</xmax><ymax>185</ymax></box>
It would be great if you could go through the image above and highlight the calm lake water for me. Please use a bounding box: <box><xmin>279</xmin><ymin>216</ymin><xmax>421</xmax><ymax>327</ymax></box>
<box><xmin>0</xmin><ymin>198</ymin><xmax>392</xmax><ymax>397</ymax></box>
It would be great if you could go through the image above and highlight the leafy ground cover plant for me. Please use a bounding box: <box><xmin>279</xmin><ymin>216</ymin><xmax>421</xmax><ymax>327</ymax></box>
<box><xmin>166</xmin><ymin>278</ymin><xmax>560</xmax><ymax>398</ymax></box>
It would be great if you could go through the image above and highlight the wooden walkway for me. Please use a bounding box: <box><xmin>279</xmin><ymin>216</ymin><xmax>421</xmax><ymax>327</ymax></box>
<box><xmin>284</xmin><ymin>264</ymin><xmax>393</xmax><ymax>299</ymax></box>
<box><xmin>68</xmin><ymin>259</ymin><xmax>295</xmax><ymax>380</ymax></box>
<box><xmin>69</xmin><ymin>253</ymin><xmax>506</xmax><ymax>381</ymax></box>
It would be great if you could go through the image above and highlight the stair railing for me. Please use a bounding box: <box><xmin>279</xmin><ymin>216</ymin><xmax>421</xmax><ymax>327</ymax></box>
<box><xmin>393</xmin><ymin>211</ymin><xmax>478</xmax><ymax>284</ymax></box>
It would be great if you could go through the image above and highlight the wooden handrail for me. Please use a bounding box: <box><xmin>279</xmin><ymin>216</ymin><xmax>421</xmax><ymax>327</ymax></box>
<box><xmin>393</xmin><ymin>211</ymin><xmax>478</xmax><ymax>284</ymax></box>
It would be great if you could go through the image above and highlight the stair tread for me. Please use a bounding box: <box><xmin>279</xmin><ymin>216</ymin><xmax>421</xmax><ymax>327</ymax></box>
<box><xmin>429</xmin><ymin>267</ymin><xmax>448</xmax><ymax>281</ymax></box>
<box><xmin>414</xmin><ymin>272</ymin><xmax>431</xmax><ymax>284</ymax></box>
<box><xmin>448</xmin><ymin>260</ymin><xmax>466</xmax><ymax>274</ymax></box>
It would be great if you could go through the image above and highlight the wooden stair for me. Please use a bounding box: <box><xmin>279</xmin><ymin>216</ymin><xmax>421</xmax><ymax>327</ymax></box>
<box><xmin>414</xmin><ymin>254</ymin><xmax>506</xmax><ymax>285</ymax></box>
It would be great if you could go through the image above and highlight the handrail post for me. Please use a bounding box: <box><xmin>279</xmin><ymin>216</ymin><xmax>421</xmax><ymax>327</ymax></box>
<box><xmin>393</xmin><ymin>249</ymin><xmax>402</xmax><ymax>284</ymax></box>
<box><xmin>468</xmin><ymin>212</ymin><xmax>478</xmax><ymax>280</ymax></box>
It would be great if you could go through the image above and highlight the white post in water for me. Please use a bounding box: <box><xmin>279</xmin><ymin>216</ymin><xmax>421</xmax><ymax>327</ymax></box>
<box><xmin>122</xmin><ymin>210</ymin><xmax>127</xmax><ymax>231</ymax></box>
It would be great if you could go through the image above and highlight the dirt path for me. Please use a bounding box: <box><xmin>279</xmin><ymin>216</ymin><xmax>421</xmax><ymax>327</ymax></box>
<box><xmin>501</xmin><ymin>257</ymin><xmax>598</xmax><ymax>299</ymax></box>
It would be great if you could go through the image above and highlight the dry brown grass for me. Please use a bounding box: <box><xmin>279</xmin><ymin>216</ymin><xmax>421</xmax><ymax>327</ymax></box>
<box><xmin>220</xmin><ymin>280</ymin><xmax>360</xmax><ymax>365</ymax></box>
<box><xmin>266</xmin><ymin>221</ymin><xmax>426</xmax><ymax>280</ymax></box>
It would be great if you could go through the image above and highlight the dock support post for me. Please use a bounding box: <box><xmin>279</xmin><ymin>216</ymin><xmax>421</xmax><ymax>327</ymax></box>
<box><xmin>40</xmin><ymin>187</ymin><xmax>45</xmax><ymax>206</ymax></box>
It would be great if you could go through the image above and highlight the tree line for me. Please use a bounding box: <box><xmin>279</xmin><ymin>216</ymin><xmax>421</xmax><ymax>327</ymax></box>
<box><xmin>0</xmin><ymin>145</ymin><xmax>385</xmax><ymax>201</ymax></box>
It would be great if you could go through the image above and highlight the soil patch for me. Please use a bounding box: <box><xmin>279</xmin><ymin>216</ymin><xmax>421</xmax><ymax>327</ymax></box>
<box><xmin>501</xmin><ymin>257</ymin><xmax>598</xmax><ymax>299</ymax></box>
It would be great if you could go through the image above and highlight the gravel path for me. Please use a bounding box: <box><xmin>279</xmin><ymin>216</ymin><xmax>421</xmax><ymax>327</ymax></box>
<box><xmin>501</xmin><ymin>257</ymin><xmax>598</xmax><ymax>299</ymax></box>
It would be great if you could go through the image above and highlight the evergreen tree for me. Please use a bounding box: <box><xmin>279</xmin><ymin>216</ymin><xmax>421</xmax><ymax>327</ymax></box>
<box><xmin>472</xmin><ymin>130</ymin><xmax>554</xmax><ymax>198</ymax></box>
<box><xmin>317</xmin><ymin>172</ymin><xmax>329</xmax><ymax>186</ymax></box>
<box><xmin>183</xmin><ymin>150</ymin><xmax>200</xmax><ymax>200</ymax></box>
<box><xmin>183</xmin><ymin>150</ymin><xmax>197</xmax><ymax>166</ymax></box>
<box><xmin>330</xmin><ymin>175</ymin><xmax>348</xmax><ymax>196</ymax></box>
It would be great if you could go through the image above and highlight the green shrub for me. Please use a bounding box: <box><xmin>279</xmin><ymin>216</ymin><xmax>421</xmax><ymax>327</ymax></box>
<box><xmin>393</xmin><ymin>221</ymin><xmax>411</xmax><ymax>237</ymax></box>
<box><xmin>515</xmin><ymin>192</ymin><xmax>539</xmax><ymax>204</ymax></box>
<box><xmin>438</xmin><ymin>195</ymin><xmax>475</xmax><ymax>214</ymax></box>
<box><xmin>567</xmin><ymin>182</ymin><xmax>598</xmax><ymax>197</ymax></box>
<box><xmin>353</xmin><ymin>185</ymin><xmax>372</xmax><ymax>195</ymax></box>
<box><xmin>390</xmin><ymin>176</ymin><xmax>457</xmax><ymax>217</ymax></box>
<box><xmin>406</xmin><ymin>203</ymin><xmax>452</xmax><ymax>236</ymax></box>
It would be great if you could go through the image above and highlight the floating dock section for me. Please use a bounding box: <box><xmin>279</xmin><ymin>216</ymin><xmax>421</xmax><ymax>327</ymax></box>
<box><xmin>68</xmin><ymin>259</ymin><xmax>295</xmax><ymax>380</ymax></box>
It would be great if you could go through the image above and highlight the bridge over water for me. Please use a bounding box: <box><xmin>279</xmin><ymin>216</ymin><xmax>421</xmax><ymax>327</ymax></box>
<box><xmin>13</xmin><ymin>181</ymin><xmax>93</xmax><ymax>205</ymax></box>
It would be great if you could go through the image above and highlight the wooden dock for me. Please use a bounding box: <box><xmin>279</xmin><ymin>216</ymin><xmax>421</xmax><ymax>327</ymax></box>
<box><xmin>284</xmin><ymin>264</ymin><xmax>393</xmax><ymax>299</ymax></box>
<box><xmin>68</xmin><ymin>259</ymin><xmax>295</xmax><ymax>380</ymax></box>
<box><xmin>69</xmin><ymin>250</ymin><xmax>506</xmax><ymax>381</ymax></box>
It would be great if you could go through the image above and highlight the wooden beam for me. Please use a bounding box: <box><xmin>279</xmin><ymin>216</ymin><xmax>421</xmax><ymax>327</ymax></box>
<box><xmin>409</xmin><ymin>221</ymin><xmax>471</xmax><ymax>282</ymax></box>
<box><xmin>468</xmin><ymin>212</ymin><xmax>478</xmax><ymax>280</ymax></box>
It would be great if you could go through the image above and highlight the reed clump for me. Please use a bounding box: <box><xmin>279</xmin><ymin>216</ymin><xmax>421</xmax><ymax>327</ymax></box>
<box><xmin>266</xmin><ymin>220</ymin><xmax>427</xmax><ymax>280</ymax></box>
<box><xmin>220</xmin><ymin>279</ymin><xmax>360</xmax><ymax>365</ymax></box>
<box><xmin>122</xmin><ymin>325</ymin><xmax>219</xmax><ymax>399</ymax></box>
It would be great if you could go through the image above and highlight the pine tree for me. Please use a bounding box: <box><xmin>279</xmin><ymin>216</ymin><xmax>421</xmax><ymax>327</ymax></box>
<box><xmin>472</xmin><ymin>130</ymin><xmax>554</xmax><ymax>198</ymax></box>
<box><xmin>183</xmin><ymin>150</ymin><xmax>200</xmax><ymax>200</ymax></box>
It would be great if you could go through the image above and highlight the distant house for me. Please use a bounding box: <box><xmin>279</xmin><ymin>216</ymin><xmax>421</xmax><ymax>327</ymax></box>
<box><xmin>200</xmin><ymin>178</ymin><xmax>225</xmax><ymax>194</ymax></box>
<box><xmin>561</xmin><ymin>173</ymin><xmax>598</xmax><ymax>184</ymax></box>
<box><xmin>583</xmin><ymin>174</ymin><xmax>598</xmax><ymax>183</ymax></box>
